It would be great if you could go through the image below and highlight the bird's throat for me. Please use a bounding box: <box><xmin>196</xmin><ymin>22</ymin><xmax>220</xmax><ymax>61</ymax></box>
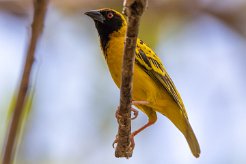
<box><xmin>99</xmin><ymin>34</ymin><xmax>110</xmax><ymax>54</ymax></box>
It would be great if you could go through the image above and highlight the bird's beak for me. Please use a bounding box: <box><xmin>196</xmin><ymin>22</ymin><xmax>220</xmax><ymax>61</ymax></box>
<box><xmin>84</xmin><ymin>10</ymin><xmax>105</xmax><ymax>23</ymax></box>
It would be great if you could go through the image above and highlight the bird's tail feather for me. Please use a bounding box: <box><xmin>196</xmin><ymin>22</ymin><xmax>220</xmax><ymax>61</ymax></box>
<box><xmin>184</xmin><ymin>120</ymin><xmax>201</xmax><ymax>158</ymax></box>
<box><xmin>159</xmin><ymin>107</ymin><xmax>200</xmax><ymax>158</ymax></box>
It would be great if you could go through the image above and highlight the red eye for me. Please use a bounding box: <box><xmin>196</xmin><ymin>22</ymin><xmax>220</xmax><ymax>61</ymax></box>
<box><xmin>107</xmin><ymin>12</ymin><xmax>114</xmax><ymax>19</ymax></box>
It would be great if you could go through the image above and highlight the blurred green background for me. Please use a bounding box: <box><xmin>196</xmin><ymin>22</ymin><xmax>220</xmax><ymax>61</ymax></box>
<box><xmin>1</xmin><ymin>0</ymin><xmax>246</xmax><ymax>163</ymax></box>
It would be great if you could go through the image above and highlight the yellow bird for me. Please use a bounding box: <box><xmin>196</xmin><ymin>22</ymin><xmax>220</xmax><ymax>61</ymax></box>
<box><xmin>85</xmin><ymin>8</ymin><xmax>201</xmax><ymax>158</ymax></box>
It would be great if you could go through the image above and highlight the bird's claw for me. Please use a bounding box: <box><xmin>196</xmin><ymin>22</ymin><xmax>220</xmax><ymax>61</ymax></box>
<box><xmin>112</xmin><ymin>135</ymin><xmax>119</xmax><ymax>148</ymax></box>
<box><xmin>131</xmin><ymin>108</ymin><xmax>138</xmax><ymax>120</ymax></box>
<box><xmin>128</xmin><ymin>133</ymin><xmax>135</xmax><ymax>152</ymax></box>
<box><xmin>112</xmin><ymin>134</ymin><xmax>135</xmax><ymax>153</ymax></box>
<box><xmin>115</xmin><ymin>107</ymin><xmax>126</xmax><ymax>127</ymax></box>
<box><xmin>115</xmin><ymin>107</ymin><xmax>122</xmax><ymax>120</ymax></box>
<box><xmin>115</xmin><ymin>107</ymin><xmax>139</xmax><ymax>121</ymax></box>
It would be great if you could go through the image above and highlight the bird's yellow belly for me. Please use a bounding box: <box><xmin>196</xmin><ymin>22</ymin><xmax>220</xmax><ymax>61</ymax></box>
<box><xmin>105</xmin><ymin>38</ymin><xmax>172</xmax><ymax>109</ymax></box>
<box><xmin>133</xmin><ymin>65</ymin><xmax>174</xmax><ymax>109</ymax></box>
<box><xmin>105</xmin><ymin>37</ymin><xmax>151</xmax><ymax>100</ymax></box>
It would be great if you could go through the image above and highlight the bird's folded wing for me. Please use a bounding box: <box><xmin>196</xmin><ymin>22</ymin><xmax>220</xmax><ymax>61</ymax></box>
<box><xmin>135</xmin><ymin>39</ymin><xmax>188</xmax><ymax>119</ymax></box>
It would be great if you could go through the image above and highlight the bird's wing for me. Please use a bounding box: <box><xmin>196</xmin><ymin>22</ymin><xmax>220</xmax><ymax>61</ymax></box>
<box><xmin>135</xmin><ymin>39</ymin><xmax>188</xmax><ymax>118</ymax></box>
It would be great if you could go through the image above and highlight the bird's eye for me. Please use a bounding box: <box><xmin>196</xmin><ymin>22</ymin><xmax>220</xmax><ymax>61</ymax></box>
<box><xmin>107</xmin><ymin>12</ymin><xmax>114</xmax><ymax>19</ymax></box>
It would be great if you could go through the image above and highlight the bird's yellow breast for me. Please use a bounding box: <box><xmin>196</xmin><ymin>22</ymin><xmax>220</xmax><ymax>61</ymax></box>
<box><xmin>105</xmin><ymin>36</ymin><xmax>124</xmax><ymax>86</ymax></box>
<box><xmin>105</xmin><ymin>36</ymin><xmax>167</xmax><ymax>105</ymax></box>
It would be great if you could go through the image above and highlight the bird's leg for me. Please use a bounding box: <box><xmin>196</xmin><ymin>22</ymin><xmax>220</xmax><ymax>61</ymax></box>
<box><xmin>113</xmin><ymin>100</ymin><xmax>150</xmax><ymax>148</ymax></box>
<box><xmin>130</xmin><ymin>100</ymin><xmax>149</xmax><ymax>120</ymax></box>
<box><xmin>128</xmin><ymin>120</ymin><xmax>155</xmax><ymax>151</ymax></box>
<box><xmin>132</xmin><ymin>100</ymin><xmax>149</xmax><ymax>106</ymax></box>
<box><xmin>113</xmin><ymin>118</ymin><xmax>154</xmax><ymax>149</ymax></box>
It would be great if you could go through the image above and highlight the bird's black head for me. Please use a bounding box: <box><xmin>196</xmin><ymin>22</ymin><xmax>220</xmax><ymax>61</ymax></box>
<box><xmin>85</xmin><ymin>9</ymin><xmax>126</xmax><ymax>52</ymax></box>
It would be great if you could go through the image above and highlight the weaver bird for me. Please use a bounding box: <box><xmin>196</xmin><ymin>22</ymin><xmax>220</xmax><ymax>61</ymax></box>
<box><xmin>85</xmin><ymin>8</ymin><xmax>201</xmax><ymax>158</ymax></box>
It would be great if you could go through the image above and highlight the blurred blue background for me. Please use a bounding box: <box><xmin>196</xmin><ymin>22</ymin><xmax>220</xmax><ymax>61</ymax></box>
<box><xmin>0</xmin><ymin>0</ymin><xmax>246</xmax><ymax>163</ymax></box>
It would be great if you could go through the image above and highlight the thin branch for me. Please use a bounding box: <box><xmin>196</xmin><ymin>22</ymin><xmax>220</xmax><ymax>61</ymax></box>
<box><xmin>1</xmin><ymin>1</ymin><xmax>48</xmax><ymax>163</ymax></box>
<box><xmin>115</xmin><ymin>0</ymin><xmax>147</xmax><ymax>158</ymax></box>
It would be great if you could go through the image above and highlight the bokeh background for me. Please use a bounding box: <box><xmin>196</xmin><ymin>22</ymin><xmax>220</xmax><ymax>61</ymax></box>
<box><xmin>1</xmin><ymin>0</ymin><xmax>246</xmax><ymax>163</ymax></box>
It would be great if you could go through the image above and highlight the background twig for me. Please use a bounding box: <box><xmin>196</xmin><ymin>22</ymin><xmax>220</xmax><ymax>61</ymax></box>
<box><xmin>1</xmin><ymin>1</ymin><xmax>48</xmax><ymax>163</ymax></box>
<box><xmin>115</xmin><ymin>0</ymin><xmax>147</xmax><ymax>158</ymax></box>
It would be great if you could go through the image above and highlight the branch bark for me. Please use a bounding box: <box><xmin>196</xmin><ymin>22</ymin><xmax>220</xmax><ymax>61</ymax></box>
<box><xmin>115</xmin><ymin>0</ymin><xmax>147</xmax><ymax>158</ymax></box>
<box><xmin>1</xmin><ymin>1</ymin><xmax>48</xmax><ymax>164</ymax></box>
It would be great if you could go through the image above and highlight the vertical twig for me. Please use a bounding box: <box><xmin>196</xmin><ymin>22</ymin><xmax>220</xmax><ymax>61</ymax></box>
<box><xmin>1</xmin><ymin>1</ymin><xmax>48</xmax><ymax>163</ymax></box>
<box><xmin>115</xmin><ymin>0</ymin><xmax>147</xmax><ymax>158</ymax></box>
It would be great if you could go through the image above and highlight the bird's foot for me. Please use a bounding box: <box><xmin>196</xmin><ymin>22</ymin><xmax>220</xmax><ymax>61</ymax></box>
<box><xmin>115</xmin><ymin>100</ymin><xmax>148</xmax><ymax>122</ymax></box>
<box><xmin>115</xmin><ymin>106</ymin><xmax>139</xmax><ymax>121</ymax></box>
<box><xmin>112</xmin><ymin>133</ymin><xmax>135</xmax><ymax>152</ymax></box>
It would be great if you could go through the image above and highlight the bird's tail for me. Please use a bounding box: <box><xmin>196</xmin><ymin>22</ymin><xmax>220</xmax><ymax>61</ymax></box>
<box><xmin>159</xmin><ymin>107</ymin><xmax>200</xmax><ymax>157</ymax></box>
<box><xmin>183</xmin><ymin>119</ymin><xmax>201</xmax><ymax>158</ymax></box>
